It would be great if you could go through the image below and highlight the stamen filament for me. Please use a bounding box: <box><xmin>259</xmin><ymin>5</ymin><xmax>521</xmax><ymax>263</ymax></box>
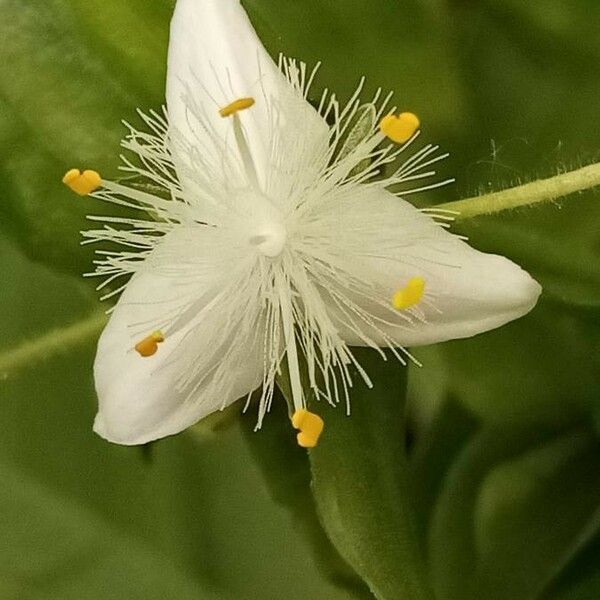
<box><xmin>232</xmin><ymin>113</ymin><xmax>260</xmax><ymax>189</ymax></box>
<box><xmin>219</xmin><ymin>97</ymin><xmax>260</xmax><ymax>188</ymax></box>
<box><xmin>277</xmin><ymin>275</ymin><xmax>304</xmax><ymax>413</ymax></box>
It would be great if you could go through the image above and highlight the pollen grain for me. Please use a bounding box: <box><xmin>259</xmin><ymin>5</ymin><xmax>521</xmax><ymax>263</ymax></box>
<box><xmin>292</xmin><ymin>409</ymin><xmax>324</xmax><ymax>449</ymax></box>
<box><xmin>219</xmin><ymin>97</ymin><xmax>255</xmax><ymax>118</ymax></box>
<box><xmin>380</xmin><ymin>112</ymin><xmax>420</xmax><ymax>144</ymax></box>
<box><xmin>134</xmin><ymin>331</ymin><xmax>165</xmax><ymax>358</ymax></box>
<box><xmin>62</xmin><ymin>168</ymin><xmax>102</xmax><ymax>196</ymax></box>
<box><xmin>392</xmin><ymin>277</ymin><xmax>425</xmax><ymax>310</ymax></box>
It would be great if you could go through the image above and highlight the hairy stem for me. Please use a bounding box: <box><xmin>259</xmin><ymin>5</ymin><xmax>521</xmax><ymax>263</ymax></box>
<box><xmin>2</xmin><ymin>165</ymin><xmax>599</xmax><ymax>376</ymax></box>
<box><xmin>0</xmin><ymin>312</ymin><xmax>106</xmax><ymax>377</ymax></box>
<box><xmin>438</xmin><ymin>163</ymin><xmax>600</xmax><ymax>220</ymax></box>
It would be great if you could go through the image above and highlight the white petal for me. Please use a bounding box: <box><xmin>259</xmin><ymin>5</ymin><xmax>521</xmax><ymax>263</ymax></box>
<box><xmin>93</xmin><ymin>228</ymin><xmax>264</xmax><ymax>445</ymax></box>
<box><xmin>166</xmin><ymin>0</ymin><xmax>328</xmax><ymax>189</ymax></box>
<box><xmin>304</xmin><ymin>187</ymin><xmax>541</xmax><ymax>347</ymax></box>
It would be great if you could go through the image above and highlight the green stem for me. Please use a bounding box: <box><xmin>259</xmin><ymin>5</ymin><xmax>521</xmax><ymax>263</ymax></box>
<box><xmin>0</xmin><ymin>312</ymin><xmax>106</xmax><ymax>376</ymax></box>
<box><xmin>4</xmin><ymin>164</ymin><xmax>598</xmax><ymax>376</ymax></box>
<box><xmin>437</xmin><ymin>162</ymin><xmax>600</xmax><ymax>220</ymax></box>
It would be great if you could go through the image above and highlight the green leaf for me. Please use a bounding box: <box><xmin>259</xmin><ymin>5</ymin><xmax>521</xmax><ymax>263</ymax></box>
<box><xmin>472</xmin><ymin>431</ymin><xmax>600</xmax><ymax>599</ymax></box>
<box><xmin>0</xmin><ymin>0</ymin><xmax>171</xmax><ymax>273</ymax></box>
<box><xmin>241</xmin><ymin>390</ymin><xmax>372</xmax><ymax>599</ymax></box>
<box><xmin>0</xmin><ymin>459</ymin><xmax>225</xmax><ymax>600</ymax></box>
<box><xmin>543</xmin><ymin>534</ymin><xmax>600</xmax><ymax>600</ymax></box>
<box><xmin>409</xmin><ymin>399</ymin><xmax>478</xmax><ymax>541</ymax></box>
<box><xmin>429</xmin><ymin>426</ymin><xmax>600</xmax><ymax>600</ymax></box>
<box><xmin>428</xmin><ymin>427</ymin><xmax>545</xmax><ymax>600</ymax></box>
<box><xmin>452</xmin><ymin>0</ymin><xmax>600</xmax><ymax>152</ymax></box>
<box><xmin>440</xmin><ymin>301</ymin><xmax>598</xmax><ymax>427</ymax></box>
<box><xmin>308</xmin><ymin>349</ymin><xmax>434</xmax><ymax>600</ymax></box>
<box><xmin>407</xmin><ymin>345</ymin><xmax>451</xmax><ymax>427</ymax></box>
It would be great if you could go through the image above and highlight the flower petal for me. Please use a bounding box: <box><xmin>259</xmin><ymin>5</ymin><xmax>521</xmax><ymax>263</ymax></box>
<box><xmin>303</xmin><ymin>187</ymin><xmax>541</xmax><ymax>347</ymax></box>
<box><xmin>93</xmin><ymin>228</ymin><xmax>264</xmax><ymax>445</ymax></box>
<box><xmin>166</xmin><ymin>0</ymin><xmax>328</xmax><ymax>189</ymax></box>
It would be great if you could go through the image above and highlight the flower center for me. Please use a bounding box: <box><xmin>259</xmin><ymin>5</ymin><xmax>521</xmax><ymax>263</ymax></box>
<box><xmin>218</xmin><ymin>97</ymin><xmax>287</xmax><ymax>257</ymax></box>
<box><xmin>248</xmin><ymin>224</ymin><xmax>287</xmax><ymax>258</ymax></box>
<box><xmin>232</xmin><ymin>188</ymin><xmax>287</xmax><ymax>258</ymax></box>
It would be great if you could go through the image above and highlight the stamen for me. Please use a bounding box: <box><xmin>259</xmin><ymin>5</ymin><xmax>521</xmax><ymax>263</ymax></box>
<box><xmin>277</xmin><ymin>273</ymin><xmax>305</xmax><ymax>413</ymax></box>
<box><xmin>218</xmin><ymin>97</ymin><xmax>260</xmax><ymax>188</ymax></box>
<box><xmin>292</xmin><ymin>409</ymin><xmax>324</xmax><ymax>448</ymax></box>
<box><xmin>62</xmin><ymin>168</ymin><xmax>102</xmax><ymax>196</ymax></box>
<box><xmin>392</xmin><ymin>277</ymin><xmax>425</xmax><ymax>310</ymax></box>
<box><xmin>232</xmin><ymin>114</ymin><xmax>259</xmax><ymax>188</ymax></box>
<box><xmin>219</xmin><ymin>97</ymin><xmax>255</xmax><ymax>118</ymax></box>
<box><xmin>380</xmin><ymin>112</ymin><xmax>420</xmax><ymax>144</ymax></box>
<box><xmin>134</xmin><ymin>330</ymin><xmax>164</xmax><ymax>357</ymax></box>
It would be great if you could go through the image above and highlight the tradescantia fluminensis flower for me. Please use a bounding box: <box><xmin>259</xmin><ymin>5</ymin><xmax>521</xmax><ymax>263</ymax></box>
<box><xmin>64</xmin><ymin>0</ymin><xmax>541</xmax><ymax>447</ymax></box>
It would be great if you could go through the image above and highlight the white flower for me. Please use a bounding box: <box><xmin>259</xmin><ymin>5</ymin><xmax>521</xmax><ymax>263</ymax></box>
<box><xmin>70</xmin><ymin>0</ymin><xmax>541</xmax><ymax>446</ymax></box>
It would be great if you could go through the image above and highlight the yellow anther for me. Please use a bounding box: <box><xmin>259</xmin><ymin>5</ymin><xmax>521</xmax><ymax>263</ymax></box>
<box><xmin>292</xmin><ymin>409</ymin><xmax>324</xmax><ymax>449</ymax></box>
<box><xmin>134</xmin><ymin>330</ymin><xmax>165</xmax><ymax>358</ymax></box>
<box><xmin>219</xmin><ymin>97</ymin><xmax>255</xmax><ymax>118</ymax></box>
<box><xmin>62</xmin><ymin>168</ymin><xmax>102</xmax><ymax>196</ymax></box>
<box><xmin>379</xmin><ymin>112</ymin><xmax>420</xmax><ymax>144</ymax></box>
<box><xmin>392</xmin><ymin>277</ymin><xmax>425</xmax><ymax>310</ymax></box>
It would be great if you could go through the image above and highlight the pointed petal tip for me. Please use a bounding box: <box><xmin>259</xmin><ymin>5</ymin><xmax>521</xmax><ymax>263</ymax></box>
<box><xmin>511</xmin><ymin>269</ymin><xmax>543</xmax><ymax>315</ymax></box>
<box><xmin>484</xmin><ymin>255</ymin><xmax>542</xmax><ymax>321</ymax></box>
<box><xmin>92</xmin><ymin>408</ymin><xmax>187</xmax><ymax>446</ymax></box>
<box><xmin>92</xmin><ymin>414</ymin><xmax>155</xmax><ymax>446</ymax></box>
<box><xmin>315</xmin><ymin>187</ymin><xmax>544</xmax><ymax>348</ymax></box>
<box><xmin>91</xmin><ymin>227</ymin><xmax>266</xmax><ymax>448</ymax></box>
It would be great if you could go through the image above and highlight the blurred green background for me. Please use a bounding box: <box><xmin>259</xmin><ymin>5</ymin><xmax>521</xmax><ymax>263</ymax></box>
<box><xmin>0</xmin><ymin>0</ymin><xmax>599</xmax><ymax>598</ymax></box>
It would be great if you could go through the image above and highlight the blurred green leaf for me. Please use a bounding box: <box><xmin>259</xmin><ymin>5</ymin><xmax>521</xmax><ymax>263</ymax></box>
<box><xmin>429</xmin><ymin>426</ymin><xmax>600</xmax><ymax>600</ymax></box>
<box><xmin>440</xmin><ymin>301</ymin><xmax>598</xmax><ymax>427</ymax></box>
<box><xmin>410</xmin><ymin>399</ymin><xmax>478</xmax><ymax>541</ymax></box>
<box><xmin>428</xmin><ymin>427</ymin><xmax>546</xmax><ymax>600</ymax></box>
<box><xmin>472</xmin><ymin>431</ymin><xmax>600</xmax><ymax>599</ymax></box>
<box><xmin>0</xmin><ymin>0</ymin><xmax>171</xmax><ymax>273</ymax></box>
<box><xmin>308</xmin><ymin>349</ymin><xmax>434</xmax><ymax>600</ymax></box>
<box><xmin>0</xmin><ymin>459</ymin><xmax>225</xmax><ymax>600</ymax></box>
<box><xmin>407</xmin><ymin>345</ymin><xmax>451</xmax><ymax>427</ymax></box>
<box><xmin>543</xmin><ymin>534</ymin><xmax>600</xmax><ymax>600</ymax></box>
<box><xmin>241</xmin><ymin>391</ymin><xmax>372</xmax><ymax>598</ymax></box>
<box><xmin>451</xmin><ymin>0</ymin><xmax>600</xmax><ymax>152</ymax></box>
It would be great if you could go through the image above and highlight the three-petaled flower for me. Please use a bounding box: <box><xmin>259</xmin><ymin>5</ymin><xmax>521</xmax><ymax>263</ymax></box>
<box><xmin>66</xmin><ymin>0</ymin><xmax>541</xmax><ymax>446</ymax></box>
